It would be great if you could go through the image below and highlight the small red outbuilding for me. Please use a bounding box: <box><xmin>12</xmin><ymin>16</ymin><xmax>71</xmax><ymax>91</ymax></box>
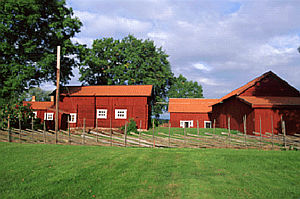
<box><xmin>169</xmin><ymin>98</ymin><xmax>219</xmax><ymax>128</ymax></box>
<box><xmin>212</xmin><ymin>71</ymin><xmax>300</xmax><ymax>135</ymax></box>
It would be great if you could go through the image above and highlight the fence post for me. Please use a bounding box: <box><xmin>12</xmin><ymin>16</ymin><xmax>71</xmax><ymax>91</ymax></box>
<box><xmin>282</xmin><ymin>120</ymin><xmax>286</xmax><ymax>148</ymax></box>
<box><xmin>43</xmin><ymin>120</ymin><xmax>46</xmax><ymax>144</ymax></box>
<box><xmin>197</xmin><ymin>120</ymin><xmax>199</xmax><ymax>136</ymax></box>
<box><xmin>124</xmin><ymin>122</ymin><xmax>127</xmax><ymax>147</ymax></box>
<box><xmin>18</xmin><ymin>114</ymin><xmax>22</xmax><ymax>142</ymax></box>
<box><xmin>8</xmin><ymin>116</ymin><xmax>11</xmax><ymax>142</ymax></box>
<box><xmin>82</xmin><ymin>118</ymin><xmax>86</xmax><ymax>145</ymax></box>
<box><xmin>68</xmin><ymin>116</ymin><xmax>71</xmax><ymax>144</ymax></box>
<box><xmin>213</xmin><ymin>119</ymin><xmax>216</xmax><ymax>135</ymax></box>
<box><xmin>152</xmin><ymin>119</ymin><xmax>155</xmax><ymax>148</ymax></box>
<box><xmin>243</xmin><ymin>115</ymin><xmax>247</xmax><ymax>148</ymax></box>
<box><xmin>96</xmin><ymin>118</ymin><xmax>98</xmax><ymax>131</ymax></box>
<box><xmin>31</xmin><ymin>116</ymin><xmax>34</xmax><ymax>142</ymax></box>
<box><xmin>184</xmin><ymin>126</ymin><xmax>186</xmax><ymax>147</ymax></box>
<box><xmin>271</xmin><ymin>115</ymin><xmax>274</xmax><ymax>150</ymax></box>
<box><xmin>228</xmin><ymin>117</ymin><xmax>231</xmax><ymax>148</ymax></box>
<box><xmin>168</xmin><ymin>122</ymin><xmax>171</xmax><ymax>147</ymax></box>
<box><xmin>259</xmin><ymin>116</ymin><xmax>262</xmax><ymax>149</ymax></box>
<box><xmin>110</xmin><ymin>117</ymin><xmax>112</xmax><ymax>147</ymax></box>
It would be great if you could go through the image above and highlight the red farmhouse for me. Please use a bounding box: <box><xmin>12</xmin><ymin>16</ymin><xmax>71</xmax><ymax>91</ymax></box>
<box><xmin>212</xmin><ymin>71</ymin><xmax>300</xmax><ymax>135</ymax></box>
<box><xmin>25</xmin><ymin>85</ymin><xmax>153</xmax><ymax>130</ymax></box>
<box><xmin>169</xmin><ymin>98</ymin><xmax>219</xmax><ymax>128</ymax></box>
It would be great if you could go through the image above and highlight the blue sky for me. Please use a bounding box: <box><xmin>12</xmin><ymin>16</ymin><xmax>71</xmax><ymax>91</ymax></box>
<box><xmin>43</xmin><ymin>0</ymin><xmax>300</xmax><ymax>99</ymax></box>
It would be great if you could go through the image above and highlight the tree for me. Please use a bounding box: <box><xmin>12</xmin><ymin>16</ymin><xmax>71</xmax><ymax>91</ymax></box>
<box><xmin>78</xmin><ymin>35</ymin><xmax>173</xmax><ymax>118</ymax></box>
<box><xmin>20</xmin><ymin>87</ymin><xmax>52</xmax><ymax>102</ymax></box>
<box><xmin>168</xmin><ymin>74</ymin><xmax>203</xmax><ymax>98</ymax></box>
<box><xmin>0</xmin><ymin>0</ymin><xmax>82</xmax><ymax>106</ymax></box>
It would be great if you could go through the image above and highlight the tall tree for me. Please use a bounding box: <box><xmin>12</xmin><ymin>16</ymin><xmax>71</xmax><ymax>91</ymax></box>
<box><xmin>0</xmin><ymin>0</ymin><xmax>82</xmax><ymax>106</ymax></box>
<box><xmin>168</xmin><ymin>74</ymin><xmax>203</xmax><ymax>98</ymax></box>
<box><xmin>21</xmin><ymin>87</ymin><xmax>52</xmax><ymax>102</ymax></box>
<box><xmin>78</xmin><ymin>35</ymin><xmax>173</xmax><ymax>118</ymax></box>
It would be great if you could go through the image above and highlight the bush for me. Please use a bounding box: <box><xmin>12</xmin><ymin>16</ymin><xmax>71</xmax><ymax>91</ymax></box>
<box><xmin>121</xmin><ymin>118</ymin><xmax>138</xmax><ymax>135</ymax></box>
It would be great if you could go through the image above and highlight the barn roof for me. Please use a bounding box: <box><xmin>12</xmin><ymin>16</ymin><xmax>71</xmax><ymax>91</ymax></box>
<box><xmin>59</xmin><ymin>85</ymin><xmax>153</xmax><ymax>96</ymax></box>
<box><xmin>23</xmin><ymin>101</ymin><xmax>54</xmax><ymax>110</ymax></box>
<box><xmin>238</xmin><ymin>96</ymin><xmax>300</xmax><ymax>108</ymax></box>
<box><xmin>213</xmin><ymin>71</ymin><xmax>299</xmax><ymax>106</ymax></box>
<box><xmin>168</xmin><ymin>98</ymin><xmax>219</xmax><ymax>113</ymax></box>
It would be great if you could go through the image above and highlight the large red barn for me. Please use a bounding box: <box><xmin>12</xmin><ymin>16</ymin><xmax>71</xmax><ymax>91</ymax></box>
<box><xmin>24</xmin><ymin>85</ymin><xmax>153</xmax><ymax>130</ymax></box>
<box><xmin>169</xmin><ymin>98</ymin><xmax>219</xmax><ymax>128</ymax></box>
<box><xmin>211</xmin><ymin>71</ymin><xmax>300</xmax><ymax>135</ymax></box>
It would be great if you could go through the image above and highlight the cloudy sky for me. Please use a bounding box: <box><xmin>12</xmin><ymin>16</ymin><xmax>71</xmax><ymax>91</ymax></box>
<box><xmin>49</xmin><ymin>0</ymin><xmax>300</xmax><ymax>99</ymax></box>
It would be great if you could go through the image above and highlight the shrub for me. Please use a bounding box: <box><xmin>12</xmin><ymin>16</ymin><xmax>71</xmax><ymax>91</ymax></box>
<box><xmin>121</xmin><ymin>118</ymin><xmax>138</xmax><ymax>135</ymax></box>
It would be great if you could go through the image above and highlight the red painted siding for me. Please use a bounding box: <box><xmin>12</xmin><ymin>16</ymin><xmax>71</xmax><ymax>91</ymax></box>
<box><xmin>170</xmin><ymin>112</ymin><xmax>212</xmax><ymax>128</ymax></box>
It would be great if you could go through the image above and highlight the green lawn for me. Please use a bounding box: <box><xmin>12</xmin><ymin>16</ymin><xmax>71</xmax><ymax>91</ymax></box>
<box><xmin>0</xmin><ymin>142</ymin><xmax>299</xmax><ymax>199</ymax></box>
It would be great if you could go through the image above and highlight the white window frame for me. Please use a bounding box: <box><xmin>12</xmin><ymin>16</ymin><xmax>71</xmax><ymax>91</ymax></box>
<box><xmin>68</xmin><ymin>113</ymin><xmax>77</xmax><ymax>123</ymax></box>
<box><xmin>44</xmin><ymin>113</ymin><xmax>54</xmax><ymax>121</ymax></box>
<box><xmin>180</xmin><ymin>120</ymin><xmax>193</xmax><ymax>128</ymax></box>
<box><xmin>115</xmin><ymin>109</ymin><xmax>127</xmax><ymax>119</ymax></box>
<box><xmin>97</xmin><ymin>109</ymin><xmax>107</xmax><ymax>119</ymax></box>
<box><xmin>204</xmin><ymin>121</ymin><xmax>212</xmax><ymax>128</ymax></box>
<box><xmin>32</xmin><ymin>111</ymin><xmax>37</xmax><ymax>118</ymax></box>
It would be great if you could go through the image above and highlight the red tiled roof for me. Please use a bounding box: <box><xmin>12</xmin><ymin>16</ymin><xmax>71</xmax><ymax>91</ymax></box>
<box><xmin>238</xmin><ymin>96</ymin><xmax>300</xmax><ymax>108</ymax></box>
<box><xmin>168</xmin><ymin>98</ymin><xmax>219</xmax><ymax>113</ymax></box>
<box><xmin>23</xmin><ymin>101</ymin><xmax>53</xmax><ymax>110</ymax></box>
<box><xmin>60</xmin><ymin>85</ymin><xmax>153</xmax><ymax>96</ymax></box>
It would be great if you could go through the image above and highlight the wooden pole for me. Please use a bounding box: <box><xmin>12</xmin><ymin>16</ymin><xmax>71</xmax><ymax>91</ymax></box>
<box><xmin>82</xmin><ymin>118</ymin><xmax>86</xmax><ymax>145</ymax></box>
<box><xmin>282</xmin><ymin>120</ymin><xmax>286</xmax><ymax>148</ymax></box>
<box><xmin>197</xmin><ymin>120</ymin><xmax>199</xmax><ymax>136</ymax></box>
<box><xmin>96</xmin><ymin>118</ymin><xmax>98</xmax><ymax>131</ymax></box>
<box><xmin>31</xmin><ymin>116</ymin><xmax>34</xmax><ymax>130</ymax></box>
<box><xmin>110</xmin><ymin>117</ymin><xmax>112</xmax><ymax>146</ymax></box>
<box><xmin>168</xmin><ymin>122</ymin><xmax>171</xmax><ymax>147</ymax></box>
<box><xmin>8</xmin><ymin>116</ymin><xmax>11</xmax><ymax>142</ymax></box>
<box><xmin>213</xmin><ymin>119</ymin><xmax>216</xmax><ymax>135</ymax></box>
<box><xmin>43</xmin><ymin>120</ymin><xmax>46</xmax><ymax>144</ymax></box>
<box><xmin>139</xmin><ymin>120</ymin><xmax>142</xmax><ymax>147</ymax></box>
<box><xmin>152</xmin><ymin>119</ymin><xmax>155</xmax><ymax>148</ymax></box>
<box><xmin>184</xmin><ymin>126</ymin><xmax>186</xmax><ymax>147</ymax></box>
<box><xmin>18</xmin><ymin>114</ymin><xmax>21</xmax><ymax>142</ymax></box>
<box><xmin>228</xmin><ymin>117</ymin><xmax>231</xmax><ymax>147</ymax></box>
<box><xmin>243</xmin><ymin>115</ymin><xmax>247</xmax><ymax>148</ymax></box>
<box><xmin>124</xmin><ymin>123</ymin><xmax>127</xmax><ymax>147</ymax></box>
<box><xmin>259</xmin><ymin>116</ymin><xmax>262</xmax><ymax>149</ymax></box>
<box><xmin>55</xmin><ymin>46</ymin><xmax>61</xmax><ymax>144</ymax></box>
<box><xmin>68</xmin><ymin>115</ymin><xmax>71</xmax><ymax>144</ymax></box>
<box><xmin>271</xmin><ymin>115</ymin><xmax>274</xmax><ymax>150</ymax></box>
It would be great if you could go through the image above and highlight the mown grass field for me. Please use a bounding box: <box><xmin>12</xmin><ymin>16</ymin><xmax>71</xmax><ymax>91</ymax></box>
<box><xmin>0</xmin><ymin>142</ymin><xmax>299</xmax><ymax>199</ymax></box>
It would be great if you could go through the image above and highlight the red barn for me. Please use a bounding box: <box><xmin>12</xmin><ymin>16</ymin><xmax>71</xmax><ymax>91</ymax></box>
<box><xmin>25</xmin><ymin>85</ymin><xmax>153</xmax><ymax>130</ymax></box>
<box><xmin>169</xmin><ymin>98</ymin><xmax>219</xmax><ymax>128</ymax></box>
<box><xmin>212</xmin><ymin>71</ymin><xmax>300</xmax><ymax>135</ymax></box>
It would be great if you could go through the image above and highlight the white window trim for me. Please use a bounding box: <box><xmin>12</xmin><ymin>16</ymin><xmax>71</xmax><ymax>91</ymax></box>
<box><xmin>180</xmin><ymin>120</ymin><xmax>193</xmax><ymax>128</ymax></box>
<box><xmin>32</xmin><ymin>111</ymin><xmax>37</xmax><ymax>118</ymax></box>
<box><xmin>44</xmin><ymin>113</ymin><xmax>54</xmax><ymax>121</ymax></box>
<box><xmin>97</xmin><ymin>109</ymin><xmax>107</xmax><ymax>119</ymax></box>
<box><xmin>69</xmin><ymin>113</ymin><xmax>77</xmax><ymax>123</ymax></box>
<box><xmin>115</xmin><ymin>109</ymin><xmax>127</xmax><ymax>119</ymax></box>
<box><xmin>204</xmin><ymin>121</ymin><xmax>212</xmax><ymax>128</ymax></box>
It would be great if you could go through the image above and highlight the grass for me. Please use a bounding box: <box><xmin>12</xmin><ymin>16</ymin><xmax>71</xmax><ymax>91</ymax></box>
<box><xmin>0</xmin><ymin>142</ymin><xmax>300</xmax><ymax>199</ymax></box>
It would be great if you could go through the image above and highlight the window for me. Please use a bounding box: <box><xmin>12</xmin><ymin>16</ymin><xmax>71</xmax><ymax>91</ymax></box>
<box><xmin>97</xmin><ymin>109</ymin><xmax>107</xmax><ymax>119</ymax></box>
<box><xmin>180</xmin><ymin>120</ymin><xmax>193</xmax><ymax>128</ymax></box>
<box><xmin>69</xmin><ymin>113</ymin><xmax>77</xmax><ymax>123</ymax></box>
<box><xmin>115</xmin><ymin>109</ymin><xmax>127</xmax><ymax>119</ymax></box>
<box><xmin>32</xmin><ymin>111</ymin><xmax>37</xmax><ymax>118</ymax></box>
<box><xmin>44</xmin><ymin>113</ymin><xmax>54</xmax><ymax>121</ymax></box>
<box><xmin>204</xmin><ymin>121</ymin><xmax>212</xmax><ymax>128</ymax></box>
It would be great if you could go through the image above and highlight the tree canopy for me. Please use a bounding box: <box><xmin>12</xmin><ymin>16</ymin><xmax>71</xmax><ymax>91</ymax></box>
<box><xmin>0</xmin><ymin>0</ymin><xmax>82</xmax><ymax>106</ymax></box>
<box><xmin>168</xmin><ymin>74</ymin><xmax>203</xmax><ymax>98</ymax></box>
<box><xmin>78</xmin><ymin>35</ymin><xmax>174</xmax><ymax>117</ymax></box>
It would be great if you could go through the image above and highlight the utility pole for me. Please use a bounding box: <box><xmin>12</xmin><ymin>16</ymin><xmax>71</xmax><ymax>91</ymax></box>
<box><xmin>55</xmin><ymin>46</ymin><xmax>60</xmax><ymax>144</ymax></box>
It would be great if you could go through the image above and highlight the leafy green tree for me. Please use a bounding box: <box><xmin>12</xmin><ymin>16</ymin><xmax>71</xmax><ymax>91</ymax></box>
<box><xmin>0</xmin><ymin>0</ymin><xmax>81</xmax><ymax>106</ymax></box>
<box><xmin>78</xmin><ymin>35</ymin><xmax>173</xmax><ymax>118</ymax></box>
<box><xmin>21</xmin><ymin>87</ymin><xmax>52</xmax><ymax>102</ymax></box>
<box><xmin>168</xmin><ymin>74</ymin><xmax>203</xmax><ymax>98</ymax></box>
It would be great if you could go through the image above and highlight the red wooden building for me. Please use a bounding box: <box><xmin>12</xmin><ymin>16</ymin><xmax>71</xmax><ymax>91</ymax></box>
<box><xmin>211</xmin><ymin>71</ymin><xmax>300</xmax><ymax>135</ymax></box>
<box><xmin>169</xmin><ymin>98</ymin><xmax>219</xmax><ymax>128</ymax></box>
<box><xmin>24</xmin><ymin>85</ymin><xmax>153</xmax><ymax>130</ymax></box>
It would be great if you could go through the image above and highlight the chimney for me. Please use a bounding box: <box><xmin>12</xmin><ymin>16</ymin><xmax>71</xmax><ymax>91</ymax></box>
<box><xmin>32</xmin><ymin>96</ymin><xmax>36</xmax><ymax>102</ymax></box>
<box><xmin>51</xmin><ymin>96</ymin><xmax>54</xmax><ymax>102</ymax></box>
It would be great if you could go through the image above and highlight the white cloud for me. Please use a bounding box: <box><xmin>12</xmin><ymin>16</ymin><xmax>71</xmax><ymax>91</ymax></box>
<box><xmin>193</xmin><ymin>63</ymin><xmax>211</xmax><ymax>71</ymax></box>
<box><xmin>198</xmin><ymin>78</ymin><xmax>219</xmax><ymax>86</ymax></box>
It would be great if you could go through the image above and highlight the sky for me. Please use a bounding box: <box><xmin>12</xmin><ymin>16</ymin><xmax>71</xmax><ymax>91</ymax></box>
<box><xmin>43</xmin><ymin>0</ymin><xmax>300</xmax><ymax>99</ymax></box>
